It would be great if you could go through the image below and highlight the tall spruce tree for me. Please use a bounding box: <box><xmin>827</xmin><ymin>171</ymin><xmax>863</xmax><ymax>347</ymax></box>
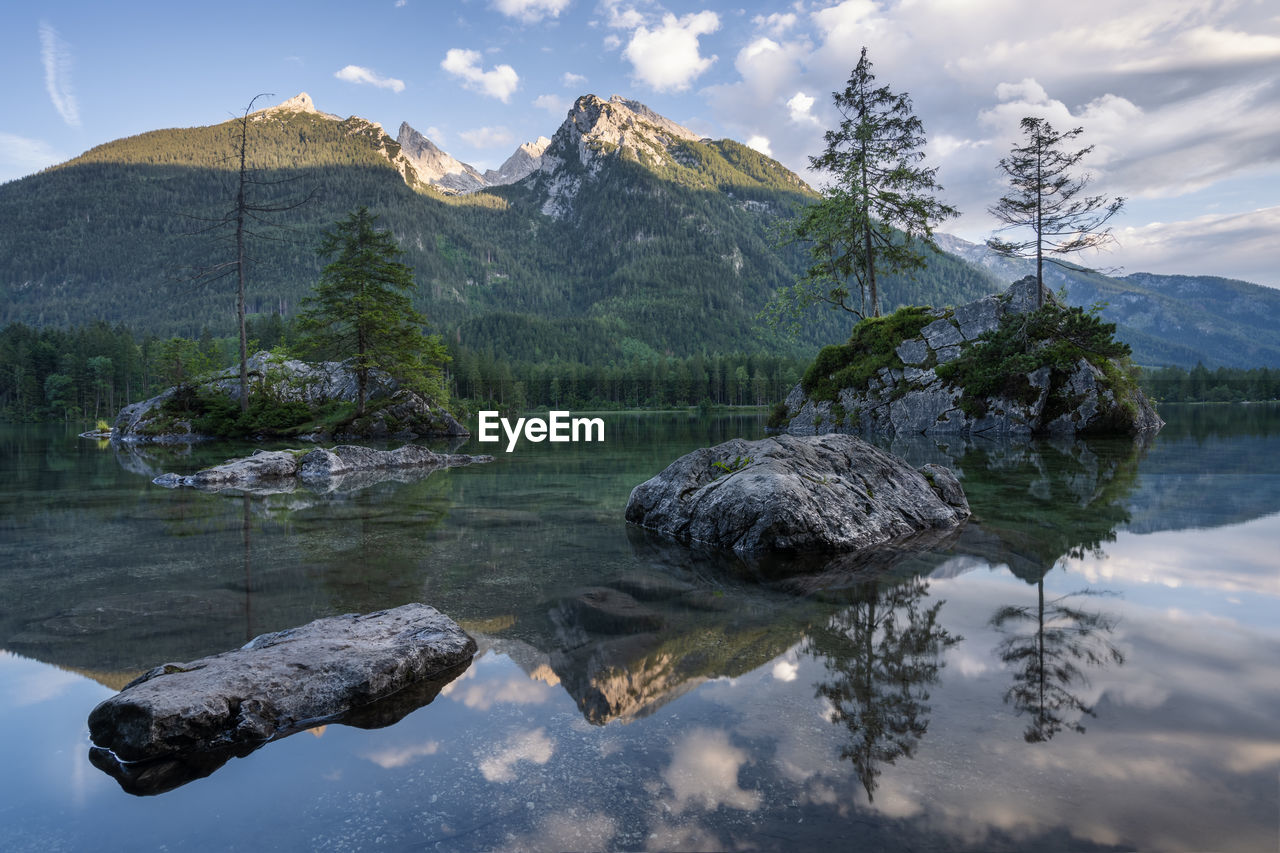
<box><xmin>298</xmin><ymin>207</ymin><xmax>446</xmax><ymax>417</ymax></box>
<box><xmin>774</xmin><ymin>47</ymin><xmax>956</xmax><ymax>327</ymax></box>
<box><xmin>987</xmin><ymin>117</ymin><xmax>1125</xmax><ymax>308</ymax></box>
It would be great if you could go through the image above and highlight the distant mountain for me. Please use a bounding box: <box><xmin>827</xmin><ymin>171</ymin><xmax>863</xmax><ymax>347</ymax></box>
<box><xmin>0</xmin><ymin>92</ymin><xmax>1001</xmax><ymax>363</ymax></box>
<box><xmin>396</xmin><ymin>122</ymin><xmax>550</xmax><ymax>194</ymax></box>
<box><xmin>934</xmin><ymin>234</ymin><xmax>1280</xmax><ymax>368</ymax></box>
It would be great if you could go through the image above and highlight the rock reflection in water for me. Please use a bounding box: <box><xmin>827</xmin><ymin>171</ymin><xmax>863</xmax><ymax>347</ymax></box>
<box><xmin>88</xmin><ymin>658</ymin><xmax>470</xmax><ymax>797</ymax></box>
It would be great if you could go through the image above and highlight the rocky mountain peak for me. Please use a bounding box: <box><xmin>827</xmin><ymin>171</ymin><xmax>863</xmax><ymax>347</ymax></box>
<box><xmin>257</xmin><ymin>92</ymin><xmax>340</xmax><ymax>121</ymax></box>
<box><xmin>396</xmin><ymin>122</ymin><xmax>487</xmax><ymax>194</ymax></box>
<box><xmin>552</xmin><ymin>95</ymin><xmax>700</xmax><ymax>166</ymax></box>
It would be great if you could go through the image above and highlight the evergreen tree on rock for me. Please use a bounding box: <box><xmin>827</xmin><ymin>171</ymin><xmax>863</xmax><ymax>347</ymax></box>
<box><xmin>298</xmin><ymin>207</ymin><xmax>447</xmax><ymax>417</ymax></box>
<box><xmin>987</xmin><ymin>117</ymin><xmax>1125</xmax><ymax>309</ymax></box>
<box><xmin>774</xmin><ymin>46</ymin><xmax>956</xmax><ymax>328</ymax></box>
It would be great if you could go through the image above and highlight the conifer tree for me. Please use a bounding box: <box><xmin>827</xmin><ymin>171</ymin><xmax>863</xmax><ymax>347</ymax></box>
<box><xmin>297</xmin><ymin>207</ymin><xmax>446</xmax><ymax>416</ymax></box>
<box><xmin>987</xmin><ymin>117</ymin><xmax>1125</xmax><ymax>308</ymax></box>
<box><xmin>773</xmin><ymin>47</ymin><xmax>956</xmax><ymax>328</ymax></box>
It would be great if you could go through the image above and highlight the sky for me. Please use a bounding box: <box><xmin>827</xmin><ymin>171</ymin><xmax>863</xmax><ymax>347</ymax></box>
<box><xmin>3</xmin><ymin>0</ymin><xmax>1279</xmax><ymax>288</ymax></box>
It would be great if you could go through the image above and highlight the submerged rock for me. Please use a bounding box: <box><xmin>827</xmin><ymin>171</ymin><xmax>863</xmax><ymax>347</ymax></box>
<box><xmin>153</xmin><ymin>444</ymin><xmax>493</xmax><ymax>492</ymax></box>
<box><xmin>624</xmin><ymin>434</ymin><xmax>969</xmax><ymax>556</ymax></box>
<box><xmin>87</xmin><ymin>604</ymin><xmax>476</xmax><ymax>768</ymax></box>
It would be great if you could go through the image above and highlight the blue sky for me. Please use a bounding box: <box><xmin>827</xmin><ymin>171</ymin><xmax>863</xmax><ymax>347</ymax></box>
<box><xmin>4</xmin><ymin>0</ymin><xmax>1279</xmax><ymax>287</ymax></box>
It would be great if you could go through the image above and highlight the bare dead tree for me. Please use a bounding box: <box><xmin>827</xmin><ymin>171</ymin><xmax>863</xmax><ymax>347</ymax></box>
<box><xmin>181</xmin><ymin>94</ymin><xmax>316</xmax><ymax>412</ymax></box>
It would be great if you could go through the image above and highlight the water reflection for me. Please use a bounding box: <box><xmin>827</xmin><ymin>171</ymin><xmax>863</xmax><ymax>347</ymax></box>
<box><xmin>990</xmin><ymin>588</ymin><xmax>1125</xmax><ymax>742</ymax></box>
<box><xmin>88</xmin><ymin>658</ymin><xmax>470</xmax><ymax>796</ymax></box>
<box><xmin>803</xmin><ymin>576</ymin><xmax>960</xmax><ymax>800</ymax></box>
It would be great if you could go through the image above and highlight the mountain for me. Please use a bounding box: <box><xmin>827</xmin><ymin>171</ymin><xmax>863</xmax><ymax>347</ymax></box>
<box><xmin>0</xmin><ymin>93</ymin><xmax>997</xmax><ymax>362</ymax></box>
<box><xmin>395</xmin><ymin>122</ymin><xmax>487</xmax><ymax>193</ymax></box>
<box><xmin>483</xmin><ymin>136</ymin><xmax>551</xmax><ymax>186</ymax></box>
<box><xmin>934</xmin><ymin>234</ymin><xmax>1280</xmax><ymax>368</ymax></box>
<box><xmin>396</xmin><ymin>123</ymin><xmax>550</xmax><ymax>194</ymax></box>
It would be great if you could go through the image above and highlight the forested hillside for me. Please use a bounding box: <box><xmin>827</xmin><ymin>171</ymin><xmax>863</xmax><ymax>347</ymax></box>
<box><xmin>0</xmin><ymin>95</ymin><xmax>1002</xmax><ymax>368</ymax></box>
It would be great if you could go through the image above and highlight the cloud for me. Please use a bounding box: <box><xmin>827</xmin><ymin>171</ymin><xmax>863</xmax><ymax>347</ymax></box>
<box><xmin>395</xmin><ymin>0</ymin><xmax>407</xmax><ymax>6</ymax></box>
<box><xmin>459</xmin><ymin>126</ymin><xmax>515</xmax><ymax>148</ymax></box>
<box><xmin>662</xmin><ymin>728</ymin><xmax>762</xmax><ymax>814</ymax></box>
<box><xmin>562</xmin><ymin>71</ymin><xmax>587</xmax><ymax>87</ymax></box>
<box><xmin>0</xmin><ymin>133</ymin><xmax>66</xmax><ymax>182</ymax></box>
<box><xmin>533</xmin><ymin>93</ymin><xmax>571</xmax><ymax>115</ymax></box>
<box><xmin>441</xmin><ymin>48</ymin><xmax>520</xmax><ymax>102</ymax></box>
<box><xmin>362</xmin><ymin>739</ymin><xmax>439</xmax><ymax>769</ymax></box>
<box><xmin>746</xmin><ymin>135</ymin><xmax>773</xmax><ymax>156</ymax></box>
<box><xmin>39</xmin><ymin>22</ymin><xmax>79</xmax><ymax>127</ymax></box>
<box><xmin>493</xmin><ymin>0</ymin><xmax>570</xmax><ymax>24</ymax></box>
<box><xmin>771</xmin><ymin>659</ymin><xmax>798</xmax><ymax>682</ymax></box>
<box><xmin>425</xmin><ymin>125</ymin><xmax>446</xmax><ymax>146</ymax></box>
<box><xmin>786</xmin><ymin>91</ymin><xmax>817</xmax><ymax>124</ymax></box>
<box><xmin>601</xmin><ymin>0</ymin><xmax>645</xmax><ymax>30</ymax></box>
<box><xmin>754</xmin><ymin>11</ymin><xmax>798</xmax><ymax>37</ymax></box>
<box><xmin>478</xmin><ymin>728</ymin><xmax>554</xmax><ymax>782</ymax></box>
<box><xmin>333</xmin><ymin>65</ymin><xmax>406</xmax><ymax>93</ymax></box>
<box><xmin>623</xmin><ymin>11</ymin><xmax>720</xmax><ymax>92</ymax></box>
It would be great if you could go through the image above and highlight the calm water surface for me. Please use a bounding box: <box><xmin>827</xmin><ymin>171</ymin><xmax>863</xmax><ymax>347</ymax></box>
<box><xmin>1</xmin><ymin>406</ymin><xmax>1277</xmax><ymax>851</ymax></box>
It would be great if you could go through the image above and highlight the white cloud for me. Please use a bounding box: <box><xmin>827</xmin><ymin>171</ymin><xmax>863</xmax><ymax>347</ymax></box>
<box><xmin>562</xmin><ymin>71</ymin><xmax>587</xmax><ymax>87</ymax></box>
<box><xmin>333</xmin><ymin>64</ymin><xmax>406</xmax><ymax>93</ymax></box>
<box><xmin>601</xmin><ymin>0</ymin><xmax>646</xmax><ymax>29</ymax></box>
<box><xmin>493</xmin><ymin>0</ymin><xmax>570</xmax><ymax>24</ymax></box>
<box><xmin>459</xmin><ymin>126</ymin><xmax>515</xmax><ymax>148</ymax></box>
<box><xmin>425</xmin><ymin>125</ymin><xmax>446</xmax><ymax>146</ymax></box>
<box><xmin>746</xmin><ymin>135</ymin><xmax>773</xmax><ymax>156</ymax></box>
<box><xmin>754</xmin><ymin>11</ymin><xmax>798</xmax><ymax>37</ymax></box>
<box><xmin>533</xmin><ymin>93</ymin><xmax>571</xmax><ymax>115</ymax></box>
<box><xmin>363</xmin><ymin>739</ymin><xmax>438</xmax><ymax>769</ymax></box>
<box><xmin>395</xmin><ymin>0</ymin><xmax>407</xmax><ymax>6</ymax></box>
<box><xmin>603</xmin><ymin>34</ymin><xmax>622</xmax><ymax>50</ymax></box>
<box><xmin>786</xmin><ymin>91</ymin><xmax>817</xmax><ymax>124</ymax></box>
<box><xmin>623</xmin><ymin>11</ymin><xmax>720</xmax><ymax>92</ymax></box>
<box><xmin>478</xmin><ymin>728</ymin><xmax>554</xmax><ymax>782</ymax></box>
<box><xmin>771</xmin><ymin>659</ymin><xmax>798</xmax><ymax>682</ymax></box>
<box><xmin>441</xmin><ymin>48</ymin><xmax>520</xmax><ymax>102</ymax></box>
<box><xmin>0</xmin><ymin>133</ymin><xmax>66</xmax><ymax>182</ymax></box>
<box><xmin>39</xmin><ymin>22</ymin><xmax>79</xmax><ymax>127</ymax></box>
<box><xmin>662</xmin><ymin>728</ymin><xmax>762</xmax><ymax>814</ymax></box>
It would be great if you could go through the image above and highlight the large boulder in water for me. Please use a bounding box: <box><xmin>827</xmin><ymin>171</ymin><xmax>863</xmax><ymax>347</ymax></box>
<box><xmin>624</xmin><ymin>434</ymin><xmax>969</xmax><ymax>555</ymax></box>
<box><xmin>87</xmin><ymin>604</ymin><xmax>476</xmax><ymax>765</ymax></box>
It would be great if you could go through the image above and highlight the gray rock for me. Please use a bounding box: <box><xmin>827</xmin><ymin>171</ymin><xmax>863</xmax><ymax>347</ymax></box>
<box><xmin>934</xmin><ymin>344</ymin><xmax>963</xmax><ymax>364</ymax></box>
<box><xmin>624</xmin><ymin>434</ymin><xmax>969</xmax><ymax>555</ymax></box>
<box><xmin>953</xmin><ymin>296</ymin><xmax>1002</xmax><ymax>341</ymax></box>
<box><xmin>87</xmin><ymin>603</ymin><xmax>476</xmax><ymax>764</ymax></box>
<box><xmin>896</xmin><ymin>338</ymin><xmax>930</xmax><ymax>366</ymax></box>
<box><xmin>154</xmin><ymin>444</ymin><xmax>493</xmax><ymax>493</ymax></box>
<box><xmin>782</xmin><ymin>277</ymin><xmax>1162</xmax><ymax>438</ymax></box>
<box><xmin>921</xmin><ymin>318</ymin><xmax>964</xmax><ymax>350</ymax></box>
<box><xmin>1002</xmin><ymin>275</ymin><xmax>1055</xmax><ymax>314</ymax></box>
<box><xmin>114</xmin><ymin>352</ymin><xmax>466</xmax><ymax>443</ymax></box>
<box><xmin>890</xmin><ymin>385</ymin><xmax>961</xmax><ymax>435</ymax></box>
<box><xmin>919</xmin><ymin>464</ymin><xmax>967</xmax><ymax>510</ymax></box>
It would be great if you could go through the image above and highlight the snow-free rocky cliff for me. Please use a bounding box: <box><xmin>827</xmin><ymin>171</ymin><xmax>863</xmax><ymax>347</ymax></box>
<box><xmin>781</xmin><ymin>277</ymin><xmax>1164</xmax><ymax>437</ymax></box>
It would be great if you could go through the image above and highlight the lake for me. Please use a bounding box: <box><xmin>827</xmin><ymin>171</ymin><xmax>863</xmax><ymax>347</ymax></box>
<box><xmin>1</xmin><ymin>405</ymin><xmax>1277</xmax><ymax>851</ymax></box>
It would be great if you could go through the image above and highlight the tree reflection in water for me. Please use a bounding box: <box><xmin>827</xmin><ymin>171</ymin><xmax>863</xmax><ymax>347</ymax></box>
<box><xmin>991</xmin><ymin>584</ymin><xmax>1124</xmax><ymax>742</ymax></box>
<box><xmin>803</xmin><ymin>576</ymin><xmax>960</xmax><ymax>801</ymax></box>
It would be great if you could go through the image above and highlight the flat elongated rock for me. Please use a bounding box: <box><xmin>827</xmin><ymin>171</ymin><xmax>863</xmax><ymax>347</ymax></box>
<box><xmin>153</xmin><ymin>444</ymin><xmax>492</xmax><ymax>492</ymax></box>
<box><xmin>87</xmin><ymin>604</ymin><xmax>476</xmax><ymax>763</ymax></box>
<box><xmin>625</xmin><ymin>434</ymin><xmax>969</xmax><ymax>555</ymax></box>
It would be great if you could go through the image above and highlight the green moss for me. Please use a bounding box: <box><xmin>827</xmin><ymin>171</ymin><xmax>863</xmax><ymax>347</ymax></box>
<box><xmin>801</xmin><ymin>306</ymin><xmax>937</xmax><ymax>402</ymax></box>
<box><xmin>766</xmin><ymin>400</ymin><xmax>790</xmax><ymax>429</ymax></box>
<box><xmin>936</xmin><ymin>301</ymin><xmax>1131</xmax><ymax>417</ymax></box>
